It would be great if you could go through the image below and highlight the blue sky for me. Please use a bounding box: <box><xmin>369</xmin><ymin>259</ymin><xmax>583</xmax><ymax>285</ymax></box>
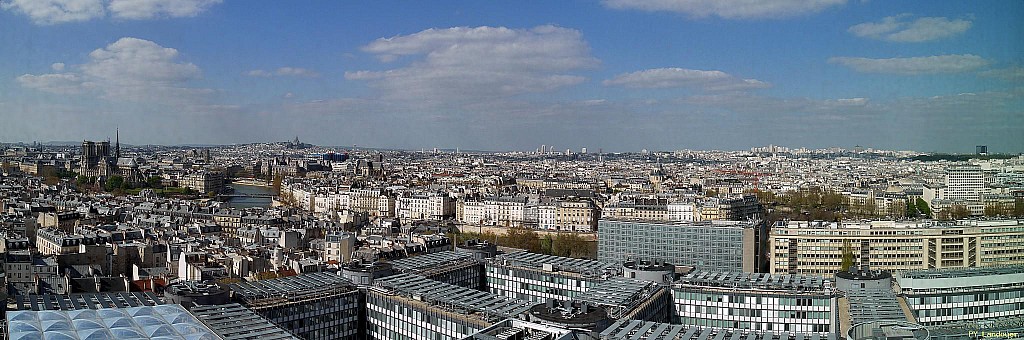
<box><xmin>1</xmin><ymin>0</ymin><xmax>1021</xmax><ymax>153</ymax></box>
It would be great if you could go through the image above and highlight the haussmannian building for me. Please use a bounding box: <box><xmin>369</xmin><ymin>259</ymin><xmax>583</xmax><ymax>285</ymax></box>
<box><xmin>673</xmin><ymin>271</ymin><xmax>839</xmax><ymax>335</ymax></box>
<box><xmin>598</xmin><ymin>219</ymin><xmax>762</xmax><ymax>272</ymax></box>
<box><xmin>769</xmin><ymin>219</ymin><xmax>1024</xmax><ymax>277</ymax></box>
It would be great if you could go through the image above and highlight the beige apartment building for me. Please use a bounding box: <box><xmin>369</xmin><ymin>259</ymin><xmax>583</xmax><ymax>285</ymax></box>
<box><xmin>770</xmin><ymin>219</ymin><xmax>1024</xmax><ymax>277</ymax></box>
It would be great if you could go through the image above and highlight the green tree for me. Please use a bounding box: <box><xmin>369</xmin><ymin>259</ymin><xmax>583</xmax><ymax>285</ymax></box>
<box><xmin>104</xmin><ymin>176</ymin><xmax>124</xmax><ymax>192</ymax></box>
<box><xmin>272</xmin><ymin>175</ymin><xmax>283</xmax><ymax>195</ymax></box>
<box><xmin>502</xmin><ymin>227</ymin><xmax>542</xmax><ymax>253</ymax></box>
<box><xmin>906</xmin><ymin>200</ymin><xmax>919</xmax><ymax>218</ymax></box>
<box><xmin>146</xmin><ymin>176</ymin><xmax>163</xmax><ymax>188</ymax></box>
<box><xmin>915</xmin><ymin>198</ymin><xmax>932</xmax><ymax>217</ymax></box>
<box><xmin>840</xmin><ymin>240</ymin><xmax>855</xmax><ymax>272</ymax></box>
<box><xmin>1015</xmin><ymin>198</ymin><xmax>1024</xmax><ymax>218</ymax></box>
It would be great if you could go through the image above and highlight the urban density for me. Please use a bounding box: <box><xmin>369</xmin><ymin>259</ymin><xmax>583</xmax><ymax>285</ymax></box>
<box><xmin>2</xmin><ymin>1</ymin><xmax>1022</xmax><ymax>340</ymax></box>
<box><xmin>1</xmin><ymin>140</ymin><xmax>1022</xmax><ymax>339</ymax></box>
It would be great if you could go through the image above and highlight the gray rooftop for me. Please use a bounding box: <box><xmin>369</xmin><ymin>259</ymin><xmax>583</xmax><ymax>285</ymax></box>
<box><xmin>491</xmin><ymin>251</ymin><xmax>621</xmax><ymax>277</ymax></box>
<box><xmin>677</xmin><ymin>271</ymin><xmax>832</xmax><ymax>294</ymax></box>
<box><xmin>190</xmin><ymin>303</ymin><xmax>299</xmax><ymax>340</ymax></box>
<box><xmin>230</xmin><ymin>272</ymin><xmax>355</xmax><ymax>303</ymax></box>
<box><xmin>599</xmin><ymin>320</ymin><xmax>838</xmax><ymax>340</ymax></box>
<box><xmin>576</xmin><ymin>278</ymin><xmax>662</xmax><ymax>318</ymax></box>
<box><xmin>14</xmin><ymin>292</ymin><xmax>164</xmax><ymax>311</ymax></box>
<box><xmin>374</xmin><ymin>273</ymin><xmax>536</xmax><ymax>322</ymax></box>
<box><xmin>389</xmin><ymin>250</ymin><xmax>478</xmax><ymax>272</ymax></box>
<box><xmin>896</xmin><ymin>265</ymin><xmax>1024</xmax><ymax>280</ymax></box>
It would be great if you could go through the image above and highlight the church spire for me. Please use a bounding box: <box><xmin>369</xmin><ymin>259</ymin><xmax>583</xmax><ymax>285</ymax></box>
<box><xmin>115</xmin><ymin>127</ymin><xmax>121</xmax><ymax>158</ymax></box>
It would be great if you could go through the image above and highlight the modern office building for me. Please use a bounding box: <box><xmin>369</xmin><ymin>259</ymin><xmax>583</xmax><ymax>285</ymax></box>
<box><xmin>598</xmin><ymin>219</ymin><xmax>762</xmax><ymax>272</ymax></box>
<box><xmin>576</xmin><ymin>277</ymin><xmax>673</xmax><ymax>323</ymax></box>
<box><xmin>389</xmin><ymin>250</ymin><xmax>485</xmax><ymax>289</ymax></box>
<box><xmin>460</xmin><ymin>319</ymin><xmax>575</xmax><ymax>340</ymax></box>
<box><xmin>366</xmin><ymin>273</ymin><xmax>536</xmax><ymax>340</ymax></box>
<box><xmin>895</xmin><ymin>265</ymin><xmax>1024</xmax><ymax>326</ymax></box>
<box><xmin>769</xmin><ymin>219</ymin><xmax>1024</xmax><ymax>277</ymax></box>
<box><xmin>189</xmin><ymin>303</ymin><xmax>299</xmax><ymax>340</ymax></box>
<box><xmin>598</xmin><ymin>319</ymin><xmax>840</xmax><ymax>340</ymax></box>
<box><xmin>230</xmin><ymin>272</ymin><xmax>362</xmax><ymax>340</ymax></box>
<box><xmin>834</xmin><ymin>270</ymin><xmax>917</xmax><ymax>337</ymax></box>
<box><xmin>673</xmin><ymin>271</ymin><xmax>839</xmax><ymax>335</ymax></box>
<box><xmin>486</xmin><ymin>251</ymin><xmax>622</xmax><ymax>303</ymax></box>
<box><xmin>944</xmin><ymin>165</ymin><xmax>985</xmax><ymax>215</ymax></box>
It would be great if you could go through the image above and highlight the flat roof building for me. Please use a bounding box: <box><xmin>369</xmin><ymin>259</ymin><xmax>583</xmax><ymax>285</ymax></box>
<box><xmin>673</xmin><ymin>271</ymin><xmax>839</xmax><ymax>335</ymax></box>
<box><xmin>895</xmin><ymin>265</ymin><xmax>1024</xmax><ymax>327</ymax></box>
<box><xmin>389</xmin><ymin>250</ymin><xmax>484</xmax><ymax>289</ymax></box>
<box><xmin>230</xmin><ymin>272</ymin><xmax>361</xmax><ymax>340</ymax></box>
<box><xmin>367</xmin><ymin>273</ymin><xmax>537</xmax><ymax>340</ymax></box>
<box><xmin>598</xmin><ymin>219</ymin><xmax>762</xmax><ymax>272</ymax></box>
<box><xmin>486</xmin><ymin>251</ymin><xmax>622</xmax><ymax>303</ymax></box>
<box><xmin>770</xmin><ymin>219</ymin><xmax>1024</xmax><ymax>277</ymax></box>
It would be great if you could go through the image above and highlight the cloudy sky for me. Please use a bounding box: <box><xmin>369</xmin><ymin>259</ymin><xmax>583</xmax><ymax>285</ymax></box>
<box><xmin>1</xmin><ymin>1</ymin><xmax>1021</xmax><ymax>153</ymax></box>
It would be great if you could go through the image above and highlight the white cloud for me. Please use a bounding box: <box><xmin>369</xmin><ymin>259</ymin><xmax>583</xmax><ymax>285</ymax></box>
<box><xmin>347</xmin><ymin>25</ymin><xmax>598</xmax><ymax>102</ymax></box>
<box><xmin>602</xmin><ymin>0</ymin><xmax>846</xmax><ymax>19</ymax></box>
<box><xmin>17</xmin><ymin>37</ymin><xmax>213</xmax><ymax>104</ymax></box>
<box><xmin>603</xmin><ymin>67</ymin><xmax>770</xmax><ymax>91</ymax></box>
<box><xmin>979</xmin><ymin>66</ymin><xmax>1024</xmax><ymax>81</ymax></box>
<box><xmin>1</xmin><ymin>0</ymin><xmax>104</xmax><ymax>24</ymax></box>
<box><xmin>829</xmin><ymin>54</ymin><xmax>989</xmax><ymax>75</ymax></box>
<box><xmin>51</xmin><ymin>63</ymin><xmax>65</xmax><ymax>71</ymax></box>
<box><xmin>107</xmin><ymin>0</ymin><xmax>220</xmax><ymax>19</ymax></box>
<box><xmin>1</xmin><ymin>0</ymin><xmax>220</xmax><ymax>24</ymax></box>
<box><xmin>849</xmin><ymin>15</ymin><xmax>971</xmax><ymax>42</ymax></box>
<box><xmin>247</xmin><ymin>67</ymin><xmax>320</xmax><ymax>78</ymax></box>
<box><xmin>16</xmin><ymin>73</ymin><xmax>87</xmax><ymax>94</ymax></box>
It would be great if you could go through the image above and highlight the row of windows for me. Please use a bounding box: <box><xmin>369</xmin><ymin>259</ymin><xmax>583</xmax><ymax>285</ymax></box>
<box><xmin>677</xmin><ymin>317</ymin><xmax>831</xmax><ymax>333</ymax></box>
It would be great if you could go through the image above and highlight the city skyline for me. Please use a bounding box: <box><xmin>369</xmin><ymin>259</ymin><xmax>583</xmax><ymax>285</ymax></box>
<box><xmin>1</xmin><ymin>1</ymin><xmax>1022</xmax><ymax>153</ymax></box>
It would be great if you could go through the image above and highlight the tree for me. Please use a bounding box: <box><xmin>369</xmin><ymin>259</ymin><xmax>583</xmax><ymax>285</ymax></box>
<box><xmin>915</xmin><ymin>198</ymin><xmax>931</xmax><ymax>217</ymax></box>
<box><xmin>936</xmin><ymin>208</ymin><xmax>952</xmax><ymax>221</ymax></box>
<box><xmin>104</xmin><ymin>176</ymin><xmax>124</xmax><ymax>192</ymax></box>
<box><xmin>705</xmin><ymin>189</ymin><xmax>718</xmax><ymax>197</ymax></box>
<box><xmin>906</xmin><ymin>200</ymin><xmax>919</xmax><ymax>218</ymax></box>
<box><xmin>951</xmin><ymin>205</ymin><xmax>970</xmax><ymax>220</ymax></box>
<box><xmin>146</xmin><ymin>176</ymin><xmax>163</xmax><ymax>189</ymax></box>
<box><xmin>840</xmin><ymin>240</ymin><xmax>855</xmax><ymax>272</ymax></box>
<box><xmin>985</xmin><ymin>204</ymin><xmax>1003</xmax><ymax>217</ymax></box>
<box><xmin>1015</xmin><ymin>198</ymin><xmax>1024</xmax><ymax>218</ymax></box>
<box><xmin>272</xmin><ymin>175</ymin><xmax>283</xmax><ymax>195</ymax></box>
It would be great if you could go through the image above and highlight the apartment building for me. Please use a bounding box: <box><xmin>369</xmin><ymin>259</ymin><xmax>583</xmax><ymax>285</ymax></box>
<box><xmin>769</xmin><ymin>219</ymin><xmax>1024</xmax><ymax>277</ymax></box>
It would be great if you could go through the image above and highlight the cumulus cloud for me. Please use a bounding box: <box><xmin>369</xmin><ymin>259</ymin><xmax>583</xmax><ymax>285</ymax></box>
<box><xmin>347</xmin><ymin>25</ymin><xmax>598</xmax><ymax>102</ymax></box>
<box><xmin>246</xmin><ymin>67</ymin><xmax>319</xmax><ymax>78</ymax></box>
<box><xmin>107</xmin><ymin>0</ymin><xmax>221</xmax><ymax>19</ymax></box>
<box><xmin>1</xmin><ymin>0</ymin><xmax>104</xmax><ymax>24</ymax></box>
<box><xmin>1</xmin><ymin>0</ymin><xmax>219</xmax><ymax>24</ymax></box>
<box><xmin>849</xmin><ymin>15</ymin><xmax>971</xmax><ymax>42</ymax></box>
<box><xmin>17</xmin><ymin>37</ymin><xmax>213</xmax><ymax>103</ymax></box>
<box><xmin>51</xmin><ymin>63</ymin><xmax>65</xmax><ymax>71</ymax></box>
<box><xmin>603</xmin><ymin>68</ymin><xmax>770</xmax><ymax>91</ymax></box>
<box><xmin>602</xmin><ymin>0</ymin><xmax>846</xmax><ymax>19</ymax></box>
<box><xmin>829</xmin><ymin>54</ymin><xmax>989</xmax><ymax>75</ymax></box>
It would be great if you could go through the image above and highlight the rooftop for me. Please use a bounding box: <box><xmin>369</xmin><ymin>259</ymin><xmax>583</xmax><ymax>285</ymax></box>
<box><xmin>374</xmin><ymin>273</ymin><xmax>536</xmax><ymax>323</ymax></box>
<box><xmin>598</xmin><ymin>320</ymin><xmax>838</xmax><ymax>340</ymax></box>
<box><xmin>230</xmin><ymin>272</ymin><xmax>355</xmax><ymax>304</ymax></box>
<box><xmin>389</xmin><ymin>250</ymin><xmax>478</xmax><ymax>272</ymax></box>
<box><xmin>5</xmin><ymin>304</ymin><xmax>219</xmax><ymax>340</ymax></box>
<box><xmin>490</xmin><ymin>251</ymin><xmax>621</xmax><ymax>277</ymax></box>
<box><xmin>677</xmin><ymin>271</ymin><xmax>832</xmax><ymax>294</ymax></box>
<box><xmin>13</xmin><ymin>292</ymin><xmax>165</xmax><ymax>311</ymax></box>
<box><xmin>190</xmin><ymin>303</ymin><xmax>299</xmax><ymax>340</ymax></box>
